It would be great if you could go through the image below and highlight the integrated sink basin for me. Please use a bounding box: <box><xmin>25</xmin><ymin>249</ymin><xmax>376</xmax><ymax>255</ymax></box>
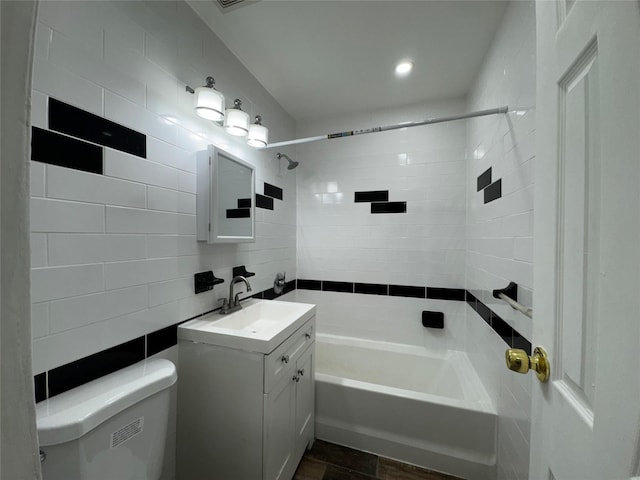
<box><xmin>178</xmin><ymin>299</ymin><xmax>316</xmax><ymax>353</ymax></box>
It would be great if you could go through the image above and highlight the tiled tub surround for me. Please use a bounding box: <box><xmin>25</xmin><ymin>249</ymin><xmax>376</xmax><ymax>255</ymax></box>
<box><xmin>464</xmin><ymin>1</ymin><xmax>536</xmax><ymax>479</ymax></box>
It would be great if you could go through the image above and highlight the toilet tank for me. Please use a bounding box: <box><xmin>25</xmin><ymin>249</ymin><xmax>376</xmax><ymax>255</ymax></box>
<box><xmin>36</xmin><ymin>358</ymin><xmax>177</xmax><ymax>480</ymax></box>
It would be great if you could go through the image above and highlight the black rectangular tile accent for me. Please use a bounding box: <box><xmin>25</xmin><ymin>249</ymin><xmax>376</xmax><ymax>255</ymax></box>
<box><xmin>354</xmin><ymin>190</ymin><xmax>389</xmax><ymax>203</ymax></box>
<box><xmin>146</xmin><ymin>324</ymin><xmax>178</xmax><ymax>357</ymax></box>
<box><xmin>297</xmin><ymin>279</ymin><xmax>322</xmax><ymax>291</ymax></box>
<box><xmin>389</xmin><ymin>284</ymin><xmax>425</xmax><ymax>298</ymax></box>
<box><xmin>238</xmin><ymin>198</ymin><xmax>251</xmax><ymax>208</ymax></box>
<box><xmin>371</xmin><ymin>201</ymin><xmax>407</xmax><ymax>214</ymax></box>
<box><xmin>48</xmin><ymin>337</ymin><xmax>145</xmax><ymax>398</ymax></box>
<box><xmin>465</xmin><ymin>290</ymin><xmax>478</xmax><ymax>304</ymax></box>
<box><xmin>354</xmin><ymin>283</ymin><xmax>388</xmax><ymax>296</ymax></box>
<box><xmin>252</xmin><ymin>291</ymin><xmax>264</xmax><ymax>300</ymax></box>
<box><xmin>264</xmin><ymin>182</ymin><xmax>283</xmax><ymax>200</ymax></box>
<box><xmin>31</xmin><ymin>127</ymin><xmax>103</xmax><ymax>174</ymax></box>
<box><xmin>426</xmin><ymin>287</ymin><xmax>466</xmax><ymax>301</ymax></box>
<box><xmin>477</xmin><ymin>167</ymin><xmax>492</xmax><ymax>191</ymax></box>
<box><xmin>475</xmin><ymin>299</ymin><xmax>493</xmax><ymax>326</ymax></box>
<box><xmin>322</xmin><ymin>281</ymin><xmax>354</xmax><ymax>293</ymax></box>
<box><xmin>491</xmin><ymin>313</ymin><xmax>513</xmax><ymax>346</ymax></box>
<box><xmin>284</xmin><ymin>279</ymin><xmax>296</xmax><ymax>294</ymax></box>
<box><xmin>484</xmin><ymin>179</ymin><xmax>502</xmax><ymax>204</ymax></box>
<box><xmin>512</xmin><ymin>329</ymin><xmax>532</xmax><ymax>355</ymax></box>
<box><xmin>263</xmin><ymin>288</ymin><xmax>279</xmax><ymax>300</ymax></box>
<box><xmin>34</xmin><ymin>373</ymin><xmax>47</xmax><ymax>403</ymax></box>
<box><xmin>255</xmin><ymin>193</ymin><xmax>274</xmax><ymax>210</ymax></box>
<box><xmin>422</xmin><ymin>311</ymin><xmax>444</xmax><ymax>329</ymax></box>
<box><xmin>49</xmin><ymin>98</ymin><xmax>146</xmax><ymax>158</ymax></box>
<box><xmin>226</xmin><ymin>208</ymin><xmax>251</xmax><ymax>218</ymax></box>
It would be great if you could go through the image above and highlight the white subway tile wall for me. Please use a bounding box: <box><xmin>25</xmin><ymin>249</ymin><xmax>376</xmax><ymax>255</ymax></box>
<box><xmin>465</xmin><ymin>2</ymin><xmax>536</xmax><ymax>479</ymax></box>
<box><xmin>295</xmin><ymin>99</ymin><xmax>468</xmax><ymax>351</ymax></box>
<box><xmin>31</xmin><ymin>1</ymin><xmax>296</xmax><ymax>379</ymax></box>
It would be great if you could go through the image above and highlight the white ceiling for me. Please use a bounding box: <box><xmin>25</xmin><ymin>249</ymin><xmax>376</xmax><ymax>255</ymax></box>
<box><xmin>189</xmin><ymin>0</ymin><xmax>509</xmax><ymax>123</ymax></box>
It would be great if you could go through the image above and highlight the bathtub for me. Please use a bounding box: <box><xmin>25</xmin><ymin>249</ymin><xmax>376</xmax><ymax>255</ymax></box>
<box><xmin>315</xmin><ymin>334</ymin><xmax>497</xmax><ymax>479</ymax></box>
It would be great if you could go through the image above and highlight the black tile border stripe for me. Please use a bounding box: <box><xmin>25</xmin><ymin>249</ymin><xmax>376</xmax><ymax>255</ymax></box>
<box><xmin>226</xmin><ymin>208</ymin><xmax>251</xmax><ymax>218</ymax></box>
<box><xmin>34</xmin><ymin>278</ymin><xmax>531</xmax><ymax>403</ymax></box>
<box><xmin>264</xmin><ymin>182</ymin><xmax>283</xmax><ymax>200</ymax></box>
<box><xmin>466</xmin><ymin>290</ymin><xmax>532</xmax><ymax>355</ymax></box>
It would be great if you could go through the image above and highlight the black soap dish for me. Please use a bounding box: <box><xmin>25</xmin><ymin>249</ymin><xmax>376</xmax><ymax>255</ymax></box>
<box><xmin>194</xmin><ymin>271</ymin><xmax>224</xmax><ymax>294</ymax></box>
<box><xmin>232</xmin><ymin>265</ymin><xmax>255</xmax><ymax>279</ymax></box>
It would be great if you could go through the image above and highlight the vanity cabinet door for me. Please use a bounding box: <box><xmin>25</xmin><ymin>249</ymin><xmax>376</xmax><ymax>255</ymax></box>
<box><xmin>295</xmin><ymin>345</ymin><xmax>315</xmax><ymax>459</ymax></box>
<box><xmin>264</xmin><ymin>370</ymin><xmax>296</xmax><ymax>480</ymax></box>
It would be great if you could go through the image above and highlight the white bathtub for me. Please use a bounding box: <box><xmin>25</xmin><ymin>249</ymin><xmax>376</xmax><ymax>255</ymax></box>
<box><xmin>315</xmin><ymin>334</ymin><xmax>497</xmax><ymax>479</ymax></box>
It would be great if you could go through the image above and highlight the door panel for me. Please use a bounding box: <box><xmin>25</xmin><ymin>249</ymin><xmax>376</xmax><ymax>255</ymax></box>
<box><xmin>532</xmin><ymin>1</ymin><xmax>640</xmax><ymax>478</ymax></box>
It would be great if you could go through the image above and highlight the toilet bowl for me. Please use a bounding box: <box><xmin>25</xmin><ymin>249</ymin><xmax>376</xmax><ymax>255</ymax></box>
<box><xmin>36</xmin><ymin>358</ymin><xmax>177</xmax><ymax>480</ymax></box>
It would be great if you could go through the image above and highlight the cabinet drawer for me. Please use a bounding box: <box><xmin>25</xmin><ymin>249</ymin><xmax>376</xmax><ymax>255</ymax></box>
<box><xmin>264</xmin><ymin>318</ymin><xmax>314</xmax><ymax>393</ymax></box>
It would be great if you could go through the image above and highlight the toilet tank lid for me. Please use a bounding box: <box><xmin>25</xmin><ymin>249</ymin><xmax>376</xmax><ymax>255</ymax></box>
<box><xmin>36</xmin><ymin>358</ymin><xmax>177</xmax><ymax>446</ymax></box>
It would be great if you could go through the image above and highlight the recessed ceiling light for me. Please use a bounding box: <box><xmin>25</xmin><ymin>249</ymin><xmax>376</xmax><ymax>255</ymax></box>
<box><xmin>395</xmin><ymin>60</ymin><xmax>413</xmax><ymax>76</ymax></box>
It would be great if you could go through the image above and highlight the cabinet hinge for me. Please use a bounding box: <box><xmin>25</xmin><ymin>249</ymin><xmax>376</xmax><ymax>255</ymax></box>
<box><xmin>208</xmin><ymin>223</ymin><xmax>211</xmax><ymax>232</ymax></box>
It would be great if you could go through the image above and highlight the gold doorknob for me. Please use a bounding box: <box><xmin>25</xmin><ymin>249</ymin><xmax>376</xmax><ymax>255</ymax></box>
<box><xmin>505</xmin><ymin>346</ymin><xmax>550</xmax><ymax>383</ymax></box>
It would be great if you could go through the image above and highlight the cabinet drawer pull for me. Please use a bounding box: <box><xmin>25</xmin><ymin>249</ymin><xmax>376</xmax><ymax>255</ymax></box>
<box><xmin>293</xmin><ymin>375</ymin><xmax>300</xmax><ymax>383</ymax></box>
<box><xmin>281</xmin><ymin>354</ymin><xmax>290</xmax><ymax>364</ymax></box>
<box><xmin>297</xmin><ymin>369</ymin><xmax>305</xmax><ymax>377</ymax></box>
<box><xmin>305</xmin><ymin>333</ymin><xmax>311</xmax><ymax>339</ymax></box>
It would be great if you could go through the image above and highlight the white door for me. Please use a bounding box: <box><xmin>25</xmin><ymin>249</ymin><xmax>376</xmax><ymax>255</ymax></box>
<box><xmin>531</xmin><ymin>1</ymin><xmax>640</xmax><ymax>479</ymax></box>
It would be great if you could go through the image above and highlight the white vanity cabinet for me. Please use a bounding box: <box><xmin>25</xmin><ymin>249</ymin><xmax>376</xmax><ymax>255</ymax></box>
<box><xmin>177</xmin><ymin>315</ymin><xmax>315</xmax><ymax>480</ymax></box>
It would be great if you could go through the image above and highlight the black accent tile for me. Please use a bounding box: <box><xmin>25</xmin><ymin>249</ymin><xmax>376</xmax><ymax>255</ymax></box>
<box><xmin>389</xmin><ymin>284</ymin><xmax>425</xmax><ymax>299</ymax></box>
<box><xmin>255</xmin><ymin>193</ymin><xmax>274</xmax><ymax>210</ymax></box>
<box><xmin>263</xmin><ymin>288</ymin><xmax>279</xmax><ymax>300</ymax></box>
<box><xmin>475</xmin><ymin>300</ymin><xmax>493</xmax><ymax>326</ymax></box>
<box><xmin>226</xmin><ymin>208</ymin><xmax>250</xmax><ymax>218</ymax></box>
<box><xmin>422</xmin><ymin>311</ymin><xmax>444</xmax><ymax>329</ymax></box>
<box><xmin>491</xmin><ymin>313</ymin><xmax>513</xmax><ymax>346</ymax></box>
<box><xmin>48</xmin><ymin>337</ymin><xmax>145</xmax><ymax>398</ymax></box>
<box><xmin>237</xmin><ymin>198</ymin><xmax>251</xmax><ymax>208</ymax></box>
<box><xmin>371</xmin><ymin>201</ymin><xmax>407</xmax><ymax>214</ymax></box>
<box><xmin>512</xmin><ymin>330</ymin><xmax>532</xmax><ymax>355</ymax></box>
<box><xmin>322</xmin><ymin>281</ymin><xmax>354</xmax><ymax>293</ymax></box>
<box><xmin>264</xmin><ymin>182</ymin><xmax>283</xmax><ymax>200</ymax></box>
<box><xmin>252</xmin><ymin>291</ymin><xmax>264</xmax><ymax>300</ymax></box>
<box><xmin>477</xmin><ymin>167</ymin><xmax>492</xmax><ymax>191</ymax></box>
<box><xmin>194</xmin><ymin>270</ymin><xmax>223</xmax><ymax>294</ymax></box>
<box><xmin>284</xmin><ymin>279</ymin><xmax>296</xmax><ymax>294</ymax></box>
<box><xmin>354</xmin><ymin>190</ymin><xmax>389</xmax><ymax>203</ymax></box>
<box><xmin>297</xmin><ymin>279</ymin><xmax>322</xmax><ymax>291</ymax></box>
<box><xmin>354</xmin><ymin>283</ymin><xmax>388</xmax><ymax>296</ymax></box>
<box><xmin>465</xmin><ymin>290</ymin><xmax>478</xmax><ymax>304</ymax></box>
<box><xmin>146</xmin><ymin>324</ymin><xmax>178</xmax><ymax>357</ymax></box>
<box><xmin>34</xmin><ymin>373</ymin><xmax>47</xmax><ymax>403</ymax></box>
<box><xmin>483</xmin><ymin>179</ymin><xmax>502</xmax><ymax>204</ymax></box>
<box><xmin>426</xmin><ymin>287</ymin><xmax>466</xmax><ymax>301</ymax></box>
<box><xmin>48</xmin><ymin>98</ymin><xmax>146</xmax><ymax>158</ymax></box>
<box><xmin>31</xmin><ymin>127</ymin><xmax>103</xmax><ymax>174</ymax></box>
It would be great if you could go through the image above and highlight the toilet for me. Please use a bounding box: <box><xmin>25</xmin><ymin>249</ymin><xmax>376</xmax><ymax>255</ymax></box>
<box><xmin>36</xmin><ymin>358</ymin><xmax>177</xmax><ymax>480</ymax></box>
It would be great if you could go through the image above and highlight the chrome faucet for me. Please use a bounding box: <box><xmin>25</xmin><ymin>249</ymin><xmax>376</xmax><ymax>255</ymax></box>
<box><xmin>220</xmin><ymin>275</ymin><xmax>252</xmax><ymax>314</ymax></box>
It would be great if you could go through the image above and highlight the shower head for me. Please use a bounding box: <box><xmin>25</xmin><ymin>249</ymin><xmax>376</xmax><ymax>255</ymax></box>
<box><xmin>276</xmin><ymin>152</ymin><xmax>299</xmax><ymax>170</ymax></box>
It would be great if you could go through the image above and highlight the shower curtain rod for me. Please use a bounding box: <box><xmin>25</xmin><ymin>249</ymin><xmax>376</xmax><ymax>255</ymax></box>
<box><xmin>264</xmin><ymin>105</ymin><xmax>509</xmax><ymax>149</ymax></box>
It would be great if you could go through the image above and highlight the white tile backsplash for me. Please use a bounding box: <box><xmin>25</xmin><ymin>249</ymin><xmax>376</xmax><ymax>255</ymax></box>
<box><xmin>31</xmin><ymin>197</ymin><xmax>105</xmax><ymax>233</ymax></box>
<box><xmin>105</xmin><ymin>148</ymin><xmax>180</xmax><ymax>190</ymax></box>
<box><xmin>31</xmin><ymin>264</ymin><xmax>104</xmax><ymax>303</ymax></box>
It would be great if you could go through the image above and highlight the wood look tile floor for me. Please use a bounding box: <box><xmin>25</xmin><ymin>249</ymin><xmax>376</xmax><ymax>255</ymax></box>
<box><xmin>294</xmin><ymin>440</ymin><xmax>463</xmax><ymax>480</ymax></box>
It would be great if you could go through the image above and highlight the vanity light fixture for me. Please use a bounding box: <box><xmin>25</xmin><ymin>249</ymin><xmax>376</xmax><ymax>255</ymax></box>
<box><xmin>186</xmin><ymin>76</ymin><xmax>226</xmax><ymax>122</ymax></box>
<box><xmin>224</xmin><ymin>99</ymin><xmax>250</xmax><ymax>137</ymax></box>
<box><xmin>247</xmin><ymin>115</ymin><xmax>268</xmax><ymax>147</ymax></box>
